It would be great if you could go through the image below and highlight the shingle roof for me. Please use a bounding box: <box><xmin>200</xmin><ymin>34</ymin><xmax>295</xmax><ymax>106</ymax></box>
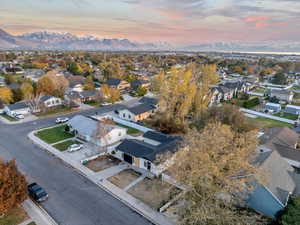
<box><xmin>139</xmin><ymin>97</ymin><xmax>158</xmax><ymax>106</ymax></box>
<box><xmin>40</xmin><ymin>95</ymin><xmax>55</xmax><ymax>102</ymax></box>
<box><xmin>126</xmin><ymin>104</ymin><xmax>155</xmax><ymax>115</ymax></box>
<box><xmin>7</xmin><ymin>102</ymin><xmax>29</xmax><ymax>110</ymax></box>
<box><xmin>106</xmin><ymin>78</ymin><xmax>121</xmax><ymax>86</ymax></box>
<box><xmin>260</xmin><ymin>127</ymin><xmax>299</xmax><ymax>150</ymax></box>
<box><xmin>80</xmin><ymin>90</ymin><xmax>97</xmax><ymax>98</ymax></box>
<box><xmin>143</xmin><ymin>131</ymin><xmax>176</xmax><ymax>143</ymax></box>
<box><xmin>273</xmin><ymin>144</ymin><xmax>300</xmax><ymax>163</ymax></box>
<box><xmin>255</xmin><ymin>150</ymin><xmax>296</xmax><ymax>205</ymax></box>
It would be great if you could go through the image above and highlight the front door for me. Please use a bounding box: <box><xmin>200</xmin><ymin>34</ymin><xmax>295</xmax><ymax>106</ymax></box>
<box><xmin>123</xmin><ymin>153</ymin><xmax>133</xmax><ymax>164</ymax></box>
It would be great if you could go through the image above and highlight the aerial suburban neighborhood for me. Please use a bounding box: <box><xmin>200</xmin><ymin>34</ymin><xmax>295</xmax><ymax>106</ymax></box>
<box><xmin>1</xmin><ymin>1</ymin><xmax>300</xmax><ymax>225</ymax></box>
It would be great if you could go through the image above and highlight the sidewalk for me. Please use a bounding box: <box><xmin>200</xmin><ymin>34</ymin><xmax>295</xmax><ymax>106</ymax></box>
<box><xmin>28</xmin><ymin>131</ymin><xmax>175</xmax><ymax>225</ymax></box>
<box><xmin>22</xmin><ymin>199</ymin><xmax>58</xmax><ymax>225</ymax></box>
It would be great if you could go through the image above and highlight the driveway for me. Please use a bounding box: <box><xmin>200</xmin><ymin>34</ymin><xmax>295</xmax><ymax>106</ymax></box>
<box><xmin>0</xmin><ymin>104</ymin><xmax>153</xmax><ymax>225</ymax></box>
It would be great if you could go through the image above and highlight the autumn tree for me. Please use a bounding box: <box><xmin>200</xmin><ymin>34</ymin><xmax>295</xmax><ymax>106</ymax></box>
<box><xmin>84</xmin><ymin>75</ymin><xmax>95</xmax><ymax>91</ymax></box>
<box><xmin>110</xmin><ymin>88</ymin><xmax>120</xmax><ymax>103</ymax></box>
<box><xmin>0</xmin><ymin>87</ymin><xmax>13</xmax><ymax>104</ymax></box>
<box><xmin>0</xmin><ymin>159</ymin><xmax>28</xmax><ymax>216</ymax></box>
<box><xmin>170</xmin><ymin>123</ymin><xmax>266</xmax><ymax>225</ymax></box>
<box><xmin>37</xmin><ymin>75</ymin><xmax>56</xmax><ymax>95</ymax></box>
<box><xmin>20</xmin><ymin>82</ymin><xmax>34</xmax><ymax>100</ymax></box>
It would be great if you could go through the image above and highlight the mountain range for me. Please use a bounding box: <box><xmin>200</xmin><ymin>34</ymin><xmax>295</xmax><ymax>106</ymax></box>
<box><xmin>1</xmin><ymin>28</ymin><xmax>300</xmax><ymax>53</ymax></box>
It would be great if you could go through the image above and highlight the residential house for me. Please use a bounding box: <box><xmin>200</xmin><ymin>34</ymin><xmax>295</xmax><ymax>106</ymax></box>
<box><xmin>216</xmin><ymin>86</ymin><xmax>234</xmax><ymax>101</ymax></box>
<box><xmin>285</xmin><ymin>105</ymin><xmax>300</xmax><ymax>115</ymax></box>
<box><xmin>4</xmin><ymin>102</ymin><xmax>31</xmax><ymax>115</ymax></box>
<box><xmin>131</xmin><ymin>80</ymin><xmax>151</xmax><ymax>90</ymax></box>
<box><xmin>112</xmin><ymin>131</ymin><xmax>179</xmax><ymax>176</ymax></box>
<box><xmin>268</xmin><ymin>89</ymin><xmax>294</xmax><ymax>103</ymax></box>
<box><xmin>265</xmin><ymin>102</ymin><xmax>282</xmax><ymax>113</ymax></box>
<box><xmin>79</xmin><ymin>90</ymin><xmax>99</xmax><ymax>103</ymax></box>
<box><xmin>67</xmin><ymin>115</ymin><xmax>127</xmax><ymax>146</ymax></box>
<box><xmin>8</xmin><ymin>83</ymin><xmax>21</xmax><ymax>92</ymax></box>
<box><xmin>117</xmin><ymin>104</ymin><xmax>156</xmax><ymax>122</ymax></box>
<box><xmin>39</xmin><ymin>95</ymin><xmax>63</xmax><ymax>111</ymax></box>
<box><xmin>247</xmin><ymin>150</ymin><xmax>299</xmax><ymax>218</ymax></box>
<box><xmin>209</xmin><ymin>87</ymin><xmax>223</xmax><ymax>106</ymax></box>
<box><xmin>138</xmin><ymin>97</ymin><xmax>159</xmax><ymax>108</ymax></box>
<box><xmin>22</xmin><ymin>69</ymin><xmax>45</xmax><ymax>82</ymax></box>
<box><xmin>65</xmin><ymin>74</ymin><xmax>85</xmax><ymax>92</ymax></box>
<box><xmin>0</xmin><ymin>77</ymin><xmax>5</xmax><ymax>87</ymax></box>
<box><xmin>106</xmin><ymin>78</ymin><xmax>130</xmax><ymax>91</ymax></box>
<box><xmin>258</xmin><ymin>127</ymin><xmax>300</xmax><ymax>168</ymax></box>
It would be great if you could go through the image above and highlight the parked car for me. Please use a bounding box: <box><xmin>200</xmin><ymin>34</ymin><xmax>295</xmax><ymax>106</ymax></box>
<box><xmin>28</xmin><ymin>183</ymin><xmax>48</xmax><ymax>202</ymax></box>
<box><xmin>56</xmin><ymin>117</ymin><xmax>69</xmax><ymax>124</ymax></box>
<box><xmin>101</xmin><ymin>102</ymin><xmax>112</xmax><ymax>106</ymax></box>
<box><xmin>67</xmin><ymin>144</ymin><xmax>83</xmax><ymax>152</ymax></box>
<box><xmin>14</xmin><ymin>113</ymin><xmax>25</xmax><ymax>119</ymax></box>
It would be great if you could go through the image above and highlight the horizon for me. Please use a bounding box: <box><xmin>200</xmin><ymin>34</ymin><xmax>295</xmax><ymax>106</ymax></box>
<box><xmin>1</xmin><ymin>0</ymin><xmax>300</xmax><ymax>45</ymax></box>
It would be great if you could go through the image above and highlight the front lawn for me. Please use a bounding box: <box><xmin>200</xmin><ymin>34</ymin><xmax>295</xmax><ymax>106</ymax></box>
<box><xmin>0</xmin><ymin>114</ymin><xmax>18</xmax><ymax>121</ymax></box>
<box><xmin>115</xmin><ymin>123</ymin><xmax>141</xmax><ymax>135</ymax></box>
<box><xmin>0</xmin><ymin>206</ymin><xmax>29</xmax><ymax>225</ymax></box>
<box><xmin>53</xmin><ymin>140</ymin><xmax>81</xmax><ymax>151</ymax></box>
<box><xmin>246</xmin><ymin>116</ymin><xmax>294</xmax><ymax>129</ymax></box>
<box><xmin>35</xmin><ymin>125</ymin><xmax>74</xmax><ymax>144</ymax></box>
<box><xmin>108</xmin><ymin>169</ymin><xmax>141</xmax><ymax>189</ymax></box>
<box><xmin>83</xmin><ymin>100</ymin><xmax>100</xmax><ymax>107</ymax></box>
<box><xmin>273</xmin><ymin>113</ymin><xmax>298</xmax><ymax>120</ymax></box>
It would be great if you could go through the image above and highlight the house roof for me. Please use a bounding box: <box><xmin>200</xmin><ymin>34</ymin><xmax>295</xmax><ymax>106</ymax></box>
<box><xmin>67</xmin><ymin>115</ymin><xmax>121</xmax><ymax>137</ymax></box>
<box><xmin>273</xmin><ymin>144</ymin><xmax>300</xmax><ymax>163</ymax></box>
<box><xmin>80</xmin><ymin>90</ymin><xmax>98</xmax><ymax>98</ymax></box>
<box><xmin>255</xmin><ymin>150</ymin><xmax>296</xmax><ymax>205</ymax></box>
<box><xmin>8</xmin><ymin>82</ymin><xmax>20</xmax><ymax>90</ymax></box>
<box><xmin>260</xmin><ymin>127</ymin><xmax>299</xmax><ymax>150</ymax></box>
<box><xmin>286</xmin><ymin>104</ymin><xmax>300</xmax><ymax>110</ymax></box>
<box><xmin>270</xmin><ymin>89</ymin><xmax>293</xmax><ymax>96</ymax></box>
<box><xmin>143</xmin><ymin>131</ymin><xmax>176</xmax><ymax>143</ymax></box>
<box><xmin>106</xmin><ymin>78</ymin><xmax>121</xmax><ymax>86</ymax></box>
<box><xmin>7</xmin><ymin>102</ymin><xmax>29</xmax><ymax>110</ymax></box>
<box><xmin>139</xmin><ymin>97</ymin><xmax>158</xmax><ymax>106</ymax></box>
<box><xmin>217</xmin><ymin>85</ymin><xmax>231</xmax><ymax>94</ymax></box>
<box><xmin>265</xmin><ymin>102</ymin><xmax>281</xmax><ymax>108</ymax></box>
<box><xmin>126</xmin><ymin>104</ymin><xmax>155</xmax><ymax>115</ymax></box>
<box><xmin>40</xmin><ymin>95</ymin><xmax>57</xmax><ymax>102</ymax></box>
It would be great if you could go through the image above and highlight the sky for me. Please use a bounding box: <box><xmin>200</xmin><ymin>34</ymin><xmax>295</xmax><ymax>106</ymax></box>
<box><xmin>0</xmin><ymin>0</ymin><xmax>300</xmax><ymax>44</ymax></box>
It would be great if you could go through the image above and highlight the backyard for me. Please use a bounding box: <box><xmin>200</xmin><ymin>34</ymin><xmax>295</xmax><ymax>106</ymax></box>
<box><xmin>127</xmin><ymin>178</ymin><xmax>180</xmax><ymax>210</ymax></box>
<box><xmin>0</xmin><ymin>206</ymin><xmax>29</xmax><ymax>225</ymax></box>
<box><xmin>53</xmin><ymin>139</ymin><xmax>82</xmax><ymax>151</ymax></box>
<box><xmin>35</xmin><ymin>125</ymin><xmax>74</xmax><ymax>144</ymax></box>
<box><xmin>108</xmin><ymin>169</ymin><xmax>141</xmax><ymax>189</ymax></box>
<box><xmin>115</xmin><ymin>123</ymin><xmax>142</xmax><ymax>135</ymax></box>
<box><xmin>246</xmin><ymin>116</ymin><xmax>294</xmax><ymax>129</ymax></box>
<box><xmin>85</xmin><ymin>155</ymin><xmax>121</xmax><ymax>172</ymax></box>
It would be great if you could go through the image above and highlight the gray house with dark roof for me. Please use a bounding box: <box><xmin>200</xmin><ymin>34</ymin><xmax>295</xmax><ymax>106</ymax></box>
<box><xmin>113</xmin><ymin>131</ymin><xmax>179</xmax><ymax>176</ymax></box>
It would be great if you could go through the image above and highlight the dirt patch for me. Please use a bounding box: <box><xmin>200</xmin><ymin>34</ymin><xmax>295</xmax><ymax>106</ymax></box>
<box><xmin>108</xmin><ymin>169</ymin><xmax>141</xmax><ymax>189</ymax></box>
<box><xmin>127</xmin><ymin>178</ymin><xmax>180</xmax><ymax>210</ymax></box>
<box><xmin>85</xmin><ymin>155</ymin><xmax>121</xmax><ymax>172</ymax></box>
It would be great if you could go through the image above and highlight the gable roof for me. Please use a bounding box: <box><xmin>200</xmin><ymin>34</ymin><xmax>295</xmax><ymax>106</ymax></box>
<box><xmin>139</xmin><ymin>97</ymin><xmax>158</xmax><ymax>106</ymax></box>
<box><xmin>125</xmin><ymin>104</ymin><xmax>155</xmax><ymax>115</ymax></box>
<box><xmin>80</xmin><ymin>90</ymin><xmax>98</xmax><ymax>98</ymax></box>
<box><xmin>256</xmin><ymin>150</ymin><xmax>296</xmax><ymax>205</ymax></box>
<box><xmin>106</xmin><ymin>78</ymin><xmax>121</xmax><ymax>86</ymax></box>
<box><xmin>40</xmin><ymin>95</ymin><xmax>57</xmax><ymax>102</ymax></box>
<box><xmin>6</xmin><ymin>102</ymin><xmax>29</xmax><ymax>110</ymax></box>
<box><xmin>260</xmin><ymin>127</ymin><xmax>299</xmax><ymax>150</ymax></box>
<box><xmin>143</xmin><ymin>131</ymin><xmax>176</xmax><ymax>143</ymax></box>
<box><xmin>273</xmin><ymin>144</ymin><xmax>300</xmax><ymax>163</ymax></box>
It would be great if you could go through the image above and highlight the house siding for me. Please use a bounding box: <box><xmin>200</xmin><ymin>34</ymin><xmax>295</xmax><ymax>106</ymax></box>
<box><xmin>247</xmin><ymin>185</ymin><xmax>285</xmax><ymax>218</ymax></box>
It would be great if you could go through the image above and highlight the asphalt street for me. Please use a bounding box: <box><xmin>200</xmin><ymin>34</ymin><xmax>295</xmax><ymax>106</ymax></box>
<box><xmin>0</xmin><ymin>103</ymin><xmax>153</xmax><ymax>225</ymax></box>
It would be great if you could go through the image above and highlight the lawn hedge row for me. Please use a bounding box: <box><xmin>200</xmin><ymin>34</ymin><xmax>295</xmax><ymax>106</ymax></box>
<box><xmin>243</xmin><ymin>97</ymin><xmax>260</xmax><ymax>109</ymax></box>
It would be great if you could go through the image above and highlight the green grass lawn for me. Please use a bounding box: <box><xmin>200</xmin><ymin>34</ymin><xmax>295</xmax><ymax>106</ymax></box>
<box><xmin>115</xmin><ymin>123</ymin><xmax>141</xmax><ymax>134</ymax></box>
<box><xmin>83</xmin><ymin>100</ymin><xmax>100</xmax><ymax>107</ymax></box>
<box><xmin>0</xmin><ymin>114</ymin><xmax>18</xmax><ymax>121</ymax></box>
<box><xmin>0</xmin><ymin>207</ymin><xmax>29</xmax><ymax>225</ymax></box>
<box><xmin>35</xmin><ymin>125</ymin><xmax>74</xmax><ymax>144</ymax></box>
<box><xmin>273</xmin><ymin>112</ymin><xmax>298</xmax><ymax>120</ymax></box>
<box><xmin>53</xmin><ymin>140</ymin><xmax>81</xmax><ymax>151</ymax></box>
<box><xmin>246</xmin><ymin>116</ymin><xmax>294</xmax><ymax>129</ymax></box>
<box><xmin>252</xmin><ymin>88</ymin><xmax>266</xmax><ymax>93</ymax></box>
<box><xmin>35</xmin><ymin>106</ymin><xmax>74</xmax><ymax>117</ymax></box>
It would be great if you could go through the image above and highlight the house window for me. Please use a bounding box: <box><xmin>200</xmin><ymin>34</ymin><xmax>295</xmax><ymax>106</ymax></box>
<box><xmin>118</xmin><ymin>132</ymin><xmax>121</xmax><ymax>136</ymax></box>
<box><xmin>123</xmin><ymin>113</ymin><xmax>125</xmax><ymax>118</ymax></box>
<box><xmin>128</xmin><ymin>115</ymin><xmax>131</xmax><ymax>119</ymax></box>
<box><xmin>144</xmin><ymin>161</ymin><xmax>151</xmax><ymax>170</ymax></box>
<box><xmin>56</xmin><ymin>100</ymin><xmax>59</xmax><ymax>104</ymax></box>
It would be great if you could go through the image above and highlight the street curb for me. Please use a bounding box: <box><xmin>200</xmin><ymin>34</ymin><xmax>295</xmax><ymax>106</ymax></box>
<box><xmin>28</xmin><ymin>130</ymin><xmax>174</xmax><ymax>225</ymax></box>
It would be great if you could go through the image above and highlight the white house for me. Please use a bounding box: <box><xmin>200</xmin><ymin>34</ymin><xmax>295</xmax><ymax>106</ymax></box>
<box><xmin>67</xmin><ymin>115</ymin><xmax>127</xmax><ymax>147</ymax></box>
<box><xmin>4</xmin><ymin>102</ymin><xmax>31</xmax><ymax>115</ymax></box>
<box><xmin>265</xmin><ymin>102</ymin><xmax>282</xmax><ymax>113</ymax></box>
<box><xmin>285</xmin><ymin>104</ymin><xmax>300</xmax><ymax>115</ymax></box>
<box><xmin>39</xmin><ymin>95</ymin><xmax>63</xmax><ymax>109</ymax></box>
<box><xmin>112</xmin><ymin>131</ymin><xmax>179</xmax><ymax>176</ymax></box>
<box><xmin>117</xmin><ymin>104</ymin><xmax>156</xmax><ymax>122</ymax></box>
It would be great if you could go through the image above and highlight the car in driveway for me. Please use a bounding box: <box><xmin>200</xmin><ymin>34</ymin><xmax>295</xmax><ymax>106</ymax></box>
<box><xmin>14</xmin><ymin>113</ymin><xmax>25</xmax><ymax>119</ymax></box>
<box><xmin>56</xmin><ymin>117</ymin><xmax>69</xmax><ymax>124</ymax></box>
<box><xmin>67</xmin><ymin>144</ymin><xmax>83</xmax><ymax>153</ymax></box>
<box><xmin>101</xmin><ymin>102</ymin><xmax>112</xmax><ymax>106</ymax></box>
<box><xmin>28</xmin><ymin>183</ymin><xmax>48</xmax><ymax>202</ymax></box>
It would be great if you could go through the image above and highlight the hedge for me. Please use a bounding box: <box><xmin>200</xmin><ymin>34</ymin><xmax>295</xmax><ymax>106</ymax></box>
<box><xmin>243</xmin><ymin>97</ymin><xmax>260</xmax><ymax>109</ymax></box>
